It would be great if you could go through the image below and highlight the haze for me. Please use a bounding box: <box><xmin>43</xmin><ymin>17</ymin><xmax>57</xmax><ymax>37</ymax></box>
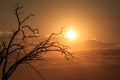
<box><xmin>0</xmin><ymin>0</ymin><xmax>120</xmax><ymax>42</ymax></box>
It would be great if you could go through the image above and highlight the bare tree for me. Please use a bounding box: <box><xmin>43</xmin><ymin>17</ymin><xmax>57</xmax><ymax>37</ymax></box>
<box><xmin>0</xmin><ymin>4</ymin><xmax>71</xmax><ymax>80</ymax></box>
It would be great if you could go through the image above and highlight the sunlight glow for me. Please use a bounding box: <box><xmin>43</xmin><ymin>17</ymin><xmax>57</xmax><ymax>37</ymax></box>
<box><xmin>66</xmin><ymin>29</ymin><xmax>77</xmax><ymax>40</ymax></box>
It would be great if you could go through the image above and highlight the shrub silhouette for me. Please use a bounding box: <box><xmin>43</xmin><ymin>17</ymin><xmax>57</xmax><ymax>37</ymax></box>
<box><xmin>0</xmin><ymin>4</ymin><xmax>71</xmax><ymax>80</ymax></box>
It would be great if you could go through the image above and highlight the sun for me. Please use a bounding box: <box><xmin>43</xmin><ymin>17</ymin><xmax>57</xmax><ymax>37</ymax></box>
<box><xmin>65</xmin><ymin>29</ymin><xmax>77</xmax><ymax>40</ymax></box>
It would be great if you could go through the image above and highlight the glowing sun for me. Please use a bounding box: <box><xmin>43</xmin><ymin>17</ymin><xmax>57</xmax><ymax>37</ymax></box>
<box><xmin>66</xmin><ymin>29</ymin><xmax>77</xmax><ymax>40</ymax></box>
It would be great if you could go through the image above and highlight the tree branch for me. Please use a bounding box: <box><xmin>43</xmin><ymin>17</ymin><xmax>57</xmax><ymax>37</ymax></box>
<box><xmin>24</xmin><ymin>62</ymin><xmax>45</xmax><ymax>80</ymax></box>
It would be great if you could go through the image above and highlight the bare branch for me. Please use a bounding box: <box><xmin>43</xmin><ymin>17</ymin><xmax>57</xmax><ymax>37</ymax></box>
<box><xmin>21</xmin><ymin>30</ymin><xmax>25</xmax><ymax>40</ymax></box>
<box><xmin>14</xmin><ymin>4</ymin><xmax>23</xmax><ymax>28</ymax></box>
<box><xmin>21</xmin><ymin>25</ymin><xmax>40</xmax><ymax>36</ymax></box>
<box><xmin>1</xmin><ymin>4</ymin><xmax>71</xmax><ymax>80</ymax></box>
<box><xmin>21</xmin><ymin>14</ymin><xmax>34</xmax><ymax>24</ymax></box>
<box><xmin>24</xmin><ymin>62</ymin><xmax>45</xmax><ymax>80</ymax></box>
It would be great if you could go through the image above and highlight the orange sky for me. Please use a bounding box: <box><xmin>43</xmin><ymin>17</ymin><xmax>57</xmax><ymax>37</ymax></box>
<box><xmin>0</xmin><ymin>0</ymin><xmax>120</xmax><ymax>41</ymax></box>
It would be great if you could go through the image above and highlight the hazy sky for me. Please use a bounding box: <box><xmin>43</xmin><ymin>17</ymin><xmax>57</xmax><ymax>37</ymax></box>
<box><xmin>0</xmin><ymin>0</ymin><xmax>120</xmax><ymax>41</ymax></box>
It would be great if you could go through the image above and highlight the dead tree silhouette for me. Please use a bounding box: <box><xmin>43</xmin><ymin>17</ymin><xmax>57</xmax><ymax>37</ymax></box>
<box><xmin>0</xmin><ymin>4</ymin><xmax>71</xmax><ymax>80</ymax></box>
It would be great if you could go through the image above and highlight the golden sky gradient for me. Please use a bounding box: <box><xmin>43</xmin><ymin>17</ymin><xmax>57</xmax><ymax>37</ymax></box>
<box><xmin>0</xmin><ymin>0</ymin><xmax>120</xmax><ymax>41</ymax></box>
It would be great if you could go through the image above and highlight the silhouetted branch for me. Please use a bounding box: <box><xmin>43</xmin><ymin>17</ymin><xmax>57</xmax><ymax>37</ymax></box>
<box><xmin>24</xmin><ymin>62</ymin><xmax>45</xmax><ymax>80</ymax></box>
<box><xmin>0</xmin><ymin>4</ymin><xmax>71</xmax><ymax>80</ymax></box>
<box><xmin>21</xmin><ymin>25</ymin><xmax>40</xmax><ymax>36</ymax></box>
<box><xmin>0</xmin><ymin>41</ymin><xmax>7</xmax><ymax>65</ymax></box>
<box><xmin>21</xmin><ymin>14</ymin><xmax>34</xmax><ymax>24</ymax></box>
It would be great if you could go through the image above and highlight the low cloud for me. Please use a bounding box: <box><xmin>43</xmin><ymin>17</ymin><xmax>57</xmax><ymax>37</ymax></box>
<box><xmin>73</xmin><ymin>39</ymin><xmax>120</xmax><ymax>50</ymax></box>
<box><xmin>0</xmin><ymin>31</ymin><xmax>11</xmax><ymax>36</ymax></box>
<box><xmin>0</xmin><ymin>31</ymin><xmax>3</xmax><ymax>35</ymax></box>
<box><xmin>0</xmin><ymin>31</ymin><xmax>12</xmax><ymax>41</ymax></box>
